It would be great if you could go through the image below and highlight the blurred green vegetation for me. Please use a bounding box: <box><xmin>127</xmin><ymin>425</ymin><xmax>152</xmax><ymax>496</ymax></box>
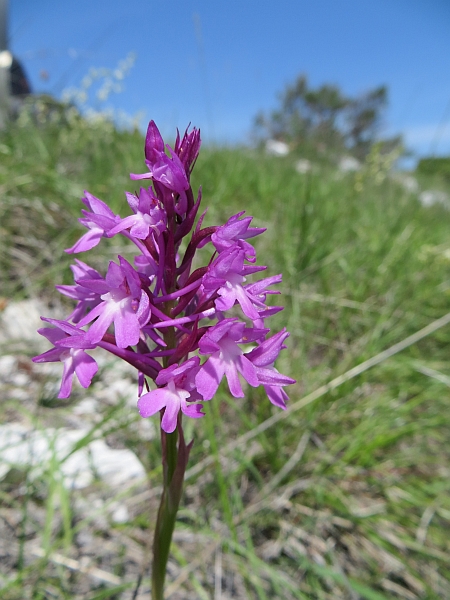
<box><xmin>1</xmin><ymin>105</ymin><xmax>450</xmax><ymax>599</ymax></box>
<box><xmin>0</xmin><ymin>99</ymin><xmax>144</xmax><ymax>299</ymax></box>
<box><xmin>253</xmin><ymin>75</ymin><xmax>402</xmax><ymax>161</ymax></box>
<box><xmin>417</xmin><ymin>157</ymin><xmax>450</xmax><ymax>182</ymax></box>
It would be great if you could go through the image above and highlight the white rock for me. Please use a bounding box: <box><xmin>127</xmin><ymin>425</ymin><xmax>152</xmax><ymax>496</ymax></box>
<box><xmin>419</xmin><ymin>190</ymin><xmax>450</xmax><ymax>208</ymax></box>
<box><xmin>10</xmin><ymin>372</ymin><xmax>29</xmax><ymax>387</ymax></box>
<box><xmin>110</xmin><ymin>502</ymin><xmax>130</xmax><ymax>524</ymax></box>
<box><xmin>94</xmin><ymin>378</ymin><xmax>137</xmax><ymax>406</ymax></box>
<box><xmin>0</xmin><ymin>300</ymin><xmax>47</xmax><ymax>342</ymax></box>
<box><xmin>74</xmin><ymin>496</ymin><xmax>108</xmax><ymax>529</ymax></box>
<box><xmin>138</xmin><ymin>417</ymin><xmax>156</xmax><ymax>441</ymax></box>
<box><xmin>338</xmin><ymin>156</ymin><xmax>361</xmax><ymax>172</ymax></box>
<box><xmin>38</xmin><ymin>362</ymin><xmax>64</xmax><ymax>378</ymax></box>
<box><xmin>0</xmin><ymin>423</ymin><xmax>145</xmax><ymax>489</ymax></box>
<box><xmin>88</xmin><ymin>438</ymin><xmax>145</xmax><ymax>487</ymax></box>
<box><xmin>393</xmin><ymin>173</ymin><xmax>419</xmax><ymax>193</ymax></box>
<box><xmin>265</xmin><ymin>139</ymin><xmax>289</xmax><ymax>156</ymax></box>
<box><xmin>0</xmin><ymin>355</ymin><xmax>17</xmax><ymax>380</ymax></box>
<box><xmin>72</xmin><ymin>398</ymin><xmax>99</xmax><ymax>416</ymax></box>
<box><xmin>295</xmin><ymin>159</ymin><xmax>312</xmax><ymax>174</ymax></box>
<box><xmin>9</xmin><ymin>388</ymin><xmax>29</xmax><ymax>401</ymax></box>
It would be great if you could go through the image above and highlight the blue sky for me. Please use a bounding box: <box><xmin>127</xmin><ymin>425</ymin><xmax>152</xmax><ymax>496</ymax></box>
<box><xmin>9</xmin><ymin>0</ymin><xmax>450</xmax><ymax>161</ymax></box>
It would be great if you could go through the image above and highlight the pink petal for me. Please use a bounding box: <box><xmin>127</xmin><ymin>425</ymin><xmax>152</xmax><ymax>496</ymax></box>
<box><xmin>65</xmin><ymin>228</ymin><xmax>103</xmax><ymax>254</ymax></box>
<box><xmin>73</xmin><ymin>351</ymin><xmax>98</xmax><ymax>388</ymax></box>
<box><xmin>59</xmin><ymin>357</ymin><xmax>75</xmax><ymax>398</ymax></box>
<box><xmin>137</xmin><ymin>291</ymin><xmax>151</xmax><ymax>327</ymax></box>
<box><xmin>235</xmin><ymin>285</ymin><xmax>260</xmax><ymax>321</ymax></box>
<box><xmin>130</xmin><ymin>220</ymin><xmax>150</xmax><ymax>239</ymax></box>
<box><xmin>215</xmin><ymin>286</ymin><xmax>237</xmax><ymax>311</ymax></box>
<box><xmin>237</xmin><ymin>355</ymin><xmax>259</xmax><ymax>388</ymax></box>
<box><xmin>107</xmin><ymin>215</ymin><xmax>139</xmax><ymax>237</ymax></box>
<box><xmin>114</xmin><ymin>310</ymin><xmax>140</xmax><ymax>348</ymax></box>
<box><xmin>195</xmin><ymin>354</ymin><xmax>225</xmax><ymax>400</ymax></box>
<box><xmin>161</xmin><ymin>400</ymin><xmax>180</xmax><ymax>433</ymax></box>
<box><xmin>138</xmin><ymin>388</ymin><xmax>167</xmax><ymax>418</ymax></box>
<box><xmin>84</xmin><ymin>303</ymin><xmax>115</xmax><ymax>344</ymax></box>
<box><xmin>255</xmin><ymin>366</ymin><xmax>295</xmax><ymax>386</ymax></box>
<box><xmin>182</xmin><ymin>403</ymin><xmax>205</xmax><ymax>419</ymax></box>
<box><xmin>265</xmin><ymin>385</ymin><xmax>288</xmax><ymax>409</ymax></box>
<box><xmin>224</xmin><ymin>362</ymin><xmax>244</xmax><ymax>398</ymax></box>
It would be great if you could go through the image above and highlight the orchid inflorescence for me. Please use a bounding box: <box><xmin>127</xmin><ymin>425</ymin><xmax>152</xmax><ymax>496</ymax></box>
<box><xmin>33</xmin><ymin>121</ymin><xmax>295</xmax><ymax>432</ymax></box>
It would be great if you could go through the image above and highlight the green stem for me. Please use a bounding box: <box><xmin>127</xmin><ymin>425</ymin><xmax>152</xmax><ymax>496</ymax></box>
<box><xmin>151</xmin><ymin>417</ymin><xmax>192</xmax><ymax>600</ymax></box>
<box><xmin>151</xmin><ymin>429</ymin><xmax>178</xmax><ymax>599</ymax></box>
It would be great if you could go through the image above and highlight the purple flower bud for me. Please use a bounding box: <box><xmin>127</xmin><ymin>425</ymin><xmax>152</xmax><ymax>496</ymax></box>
<box><xmin>174</xmin><ymin>125</ymin><xmax>201</xmax><ymax>176</ymax></box>
<box><xmin>131</xmin><ymin>120</ymin><xmax>190</xmax><ymax>197</ymax></box>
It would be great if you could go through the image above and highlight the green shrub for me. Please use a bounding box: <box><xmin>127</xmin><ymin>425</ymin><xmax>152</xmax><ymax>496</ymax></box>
<box><xmin>417</xmin><ymin>156</ymin><xmax>450</xmax><ymax>180</ymax></box>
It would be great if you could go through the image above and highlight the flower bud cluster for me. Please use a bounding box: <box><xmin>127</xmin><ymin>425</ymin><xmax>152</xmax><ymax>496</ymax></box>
<box><xmin>33</xmin><ymin>121</ymin><xmax>295</xmax><ymax>432</ymax></box>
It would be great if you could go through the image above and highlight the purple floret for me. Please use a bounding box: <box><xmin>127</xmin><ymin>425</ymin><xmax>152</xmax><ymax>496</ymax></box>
<box><xmin>108</xmin><ymin>187</ymin><xmax>166</xmax><ymax>239</ymax></box>
<box><xmin>138</xmin><ymin>357</ymin><xmax>204</xmax><ymax>433</ymax></box>
<box><xmin>212</xmin><ymin>212</ymin><xmax>266</xmax><ymax>262</ymax></box>
<box><xmin>246</xmin><ymin>329</ymin><xmax>296</xmax><ymax>409</ymax></box>
<box><xmin>202</xmin><ymin>246</ymin><xmax>267</xmax><ymax>322</ymax></box>
<box><xmin>56</xmin><ymin>260</ymin><xmax>104</xmax><ymax>323</ymax></box>
<box><xmin>77</xmin><ymin>257</ymin><xmax>151</xmax><ymax>348</ymax></box>
<box><xmin>65</xmin><ymin>191</ymin><xmax>120</xmax><ymax>253</ymax></box>
<box><xmin>32</xmin><ymin>318</ymin><xmax>98</xmax><ymax>398</ymax></box>
<box><xmin>195</xmin><ymin>319</ymin><xmax>264</xmax><ymax>400</ymax></box>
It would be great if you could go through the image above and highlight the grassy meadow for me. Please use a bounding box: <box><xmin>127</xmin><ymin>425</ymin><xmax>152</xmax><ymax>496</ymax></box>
<box><xmin>1</xmin><ymin>106</ymin><xmax>450</xmax><ymax>599</ymax></box>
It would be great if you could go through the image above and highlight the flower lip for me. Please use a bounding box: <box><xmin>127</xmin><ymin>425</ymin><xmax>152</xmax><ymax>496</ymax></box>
<box><xmin>138</xmin><ymin>357</ymin><xmax>204</xmax><ymax>433</ymax></box>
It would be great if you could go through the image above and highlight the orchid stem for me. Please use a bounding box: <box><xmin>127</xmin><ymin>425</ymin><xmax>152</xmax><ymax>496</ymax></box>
<box><xmin>151</xmin><ymin>416</ymin><xmax>191</xmax><ymax>599</ymax></box>
<box><xmin>151</xmin><ymin>429</ymin><xmax>177</xmax><ymax>599</ymax></box>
